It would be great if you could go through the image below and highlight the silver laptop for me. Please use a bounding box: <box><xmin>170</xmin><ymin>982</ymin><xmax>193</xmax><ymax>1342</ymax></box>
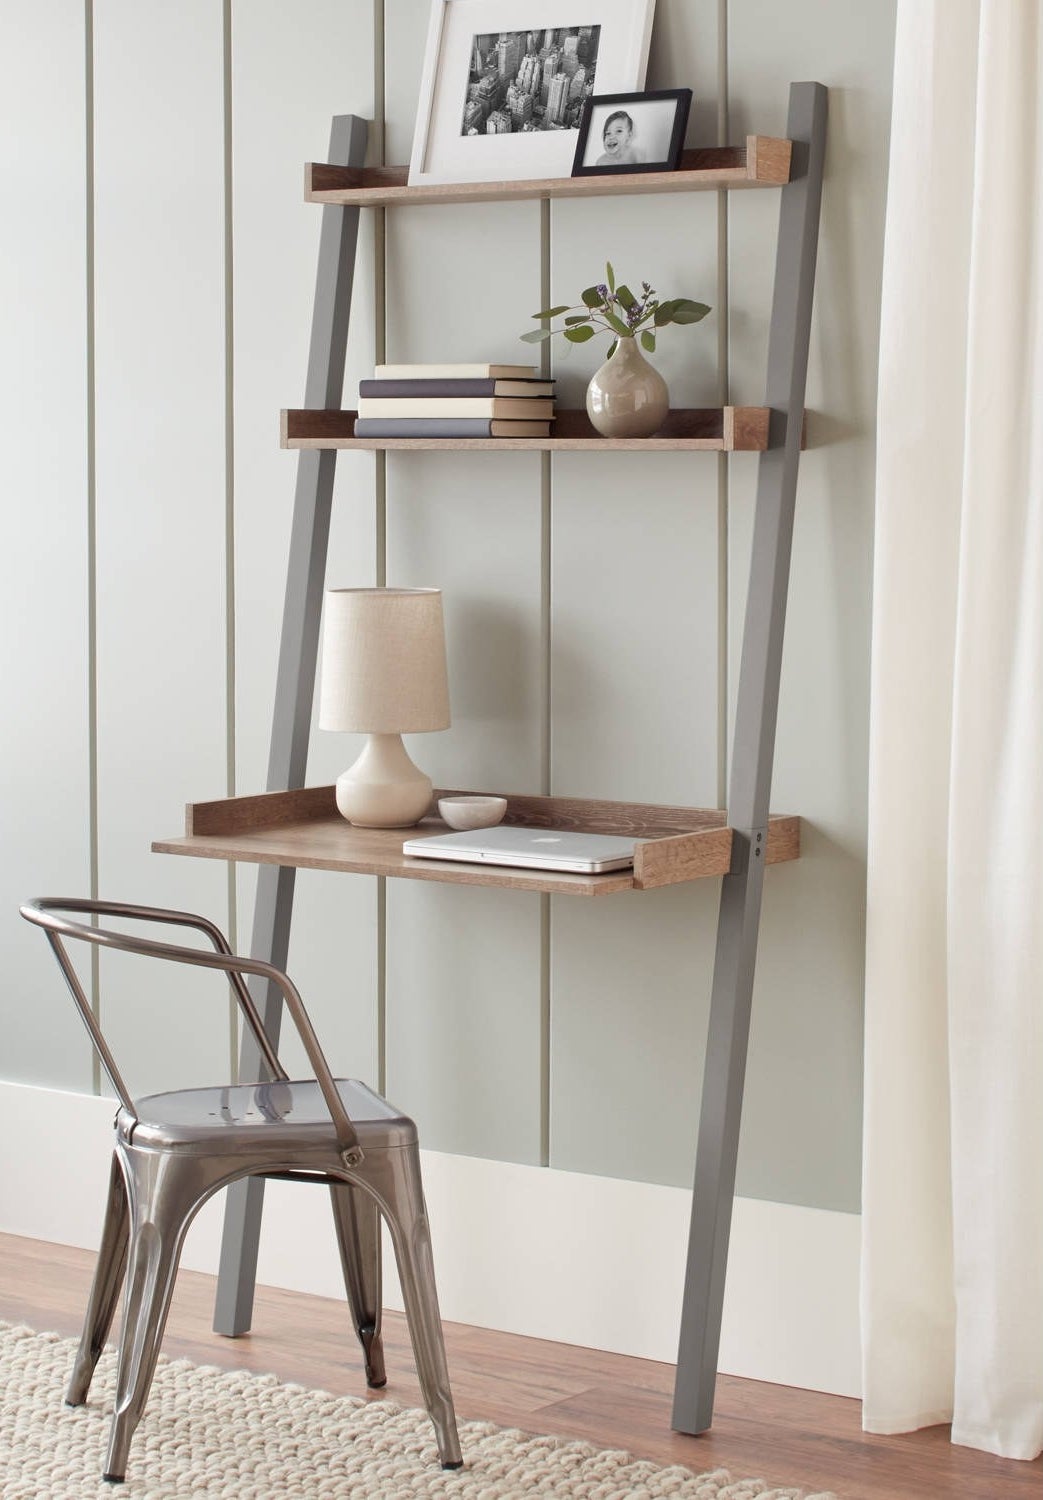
<box><xmin>402</xmin><ymin>825</ymin><xmax>637</xmax><ymax>874</ymax></box>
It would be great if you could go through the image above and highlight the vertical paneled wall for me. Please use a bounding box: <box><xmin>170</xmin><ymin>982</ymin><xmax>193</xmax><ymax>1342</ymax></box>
<box><xmin>546</xmin><ymin>0</ymin><xmax>722</xmax><ymax>1184</ymax></box>
<box><xmin>231</xmin><ymin>0</ymin><xmax>379</xmax><ymax>1084</ymax></box>
<box><xmin>383</xmin><ymin>1</ymin><xmax>547</xmax><ymax>1161</ymax></box>
<box><xmin>0</xmin><ymin>1</ymin><xmax>92</xmax><ymax>1091</ymax></box>
<box><xmin>0</xmin><ymin>1</ymin><xmax>896</xmax><ymax>1217</ymax></box>
<box><xmin>724</xmin><ymin>2</ymin><xmax>897</xmax><ymax>1209</ymax></box>
<box><xmin>91</xmin><ymin>0</ymin><xmax>230</xmax><ymax>1095</ymax></box>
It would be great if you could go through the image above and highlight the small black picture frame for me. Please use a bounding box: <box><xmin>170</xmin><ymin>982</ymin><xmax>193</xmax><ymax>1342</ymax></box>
<box><xmin>571</xmin><ymin>88</ymin><xmax>692</xmax><ymax>177</ymax></box>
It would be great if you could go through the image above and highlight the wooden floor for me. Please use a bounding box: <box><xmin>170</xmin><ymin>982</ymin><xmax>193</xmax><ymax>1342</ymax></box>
<box><xmin>1</xmin><ymin>1231</ymin><xmax>1037</xmax><ymax>1500</ymax></box>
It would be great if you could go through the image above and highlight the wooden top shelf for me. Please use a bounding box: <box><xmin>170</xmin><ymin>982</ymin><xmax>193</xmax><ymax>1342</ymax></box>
<box><xmin>304</xmin><ymin>137</ymin><xmax>792</xmax><ymax>208</ymax></box>
<box><xmin>282</xmin><ymin>407</ymin><xmax>772</xmax><ymax>453</ymax></box>
<box><xmin>153</xmin><ymin>786</ymin><xmax>801</xmax><ymax>898</ymax></box>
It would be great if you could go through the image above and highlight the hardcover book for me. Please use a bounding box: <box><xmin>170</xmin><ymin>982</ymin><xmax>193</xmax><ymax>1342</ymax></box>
<box><xmin>359</xmin><ymin>378</ymin><xmax>554</xmax><ymax>399</ymax></box>
<box><xmin>373</xmin><ymin>362</ymin><xmax>538</xmax><ymax>379</ymax></box>
<box><xmin>356</xmin><ymin>397</ymin><xmax>555</xmax><ymax>419</ymax></box>
<box><xmin>352</xmin><ymin>417</ymin><xmax>552</xmax><ymax>438</ymax></box>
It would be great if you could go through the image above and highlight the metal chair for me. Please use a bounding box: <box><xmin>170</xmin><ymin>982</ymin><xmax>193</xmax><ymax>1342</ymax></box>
<box><xmin>19</xmin><ymin>896</ymin><xmax>463</xmax><ymax>1483</ymax></box>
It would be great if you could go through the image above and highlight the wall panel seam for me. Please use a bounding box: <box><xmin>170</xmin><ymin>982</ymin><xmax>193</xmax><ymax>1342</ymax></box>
<box><xmin>222</xmin><ymin>0</ymin><xmax>238</xmax><ymax>1075</ymax></box>
<box><xmin>539</xmin><ymin>196</ymin><xmax>552</xmax><ymax>1168</ymax></box>
<box><xmin>717</xmin><ymin>0</ymin><xmax>731</xmax><ymax>811</ymax></box>
<box><xmin>376</xmin><ymin>0</ymin><xmax>388</xmax><ymax>1095</ymax></box>
<box><xmin>84</xmin><ymin>0</ymin><xmax>101</xmax><ymax>1096</ymax></box>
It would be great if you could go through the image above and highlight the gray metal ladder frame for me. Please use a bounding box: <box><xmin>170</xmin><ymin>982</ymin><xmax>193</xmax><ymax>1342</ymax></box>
<box><xmin>212</xmin><ymin>84</ymin><xmax>828</xmax><ymax>1436</ymax></box>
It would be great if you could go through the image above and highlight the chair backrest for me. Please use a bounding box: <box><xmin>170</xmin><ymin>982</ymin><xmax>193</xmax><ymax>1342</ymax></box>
<box><xmin>20</xmin><ymin>897</ymin><xmax>364</xmax><ymax>1166</ymax></box>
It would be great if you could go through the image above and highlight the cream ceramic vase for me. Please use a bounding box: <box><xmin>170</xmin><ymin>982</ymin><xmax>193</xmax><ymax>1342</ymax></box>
<box><xmin>586</xmin><ymin>336</ymin><xmax>669</xmax><ymax>438</ymax></box>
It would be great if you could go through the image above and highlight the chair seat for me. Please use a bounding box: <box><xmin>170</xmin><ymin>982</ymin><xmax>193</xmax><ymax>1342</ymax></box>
<box><xmin>125</xmin><ymin>1078</ymin><xmax>417</xmax><ymax>1153</ymax></box>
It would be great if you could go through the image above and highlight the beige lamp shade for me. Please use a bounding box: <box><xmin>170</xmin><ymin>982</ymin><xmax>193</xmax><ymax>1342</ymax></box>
<box><xmin>319</xmin><ymin>587</ymin><xmax>450</xmax><ymax>734</ymax></box>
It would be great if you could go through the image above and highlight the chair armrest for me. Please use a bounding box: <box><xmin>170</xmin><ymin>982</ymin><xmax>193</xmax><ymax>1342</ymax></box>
<box><xmin>20</xmin><ymin>898</ymin><xmax>364</xmax><ymax>1167</ymax></box>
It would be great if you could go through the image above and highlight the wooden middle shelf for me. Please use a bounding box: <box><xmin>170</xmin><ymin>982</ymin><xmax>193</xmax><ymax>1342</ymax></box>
<box><xmin>282</xmin><ymin>407</ymin><xmax>771</xmax><ymax>453</ymax></box>
<box><xmin>304</xmin><ymin>137</ymin><xmax>793</xmax><ymax>207</ymax></box>
<box><xmin>153</xmin><ymin>786</ymin><xmax>801</xmax><ymax>899</ymax></box>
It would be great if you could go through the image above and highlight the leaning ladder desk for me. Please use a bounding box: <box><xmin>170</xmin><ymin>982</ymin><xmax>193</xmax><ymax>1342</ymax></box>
<box><xmin>154</xmin><ymin>82</ymin><xmax>827</xmax><ymax>1434</ymax></box>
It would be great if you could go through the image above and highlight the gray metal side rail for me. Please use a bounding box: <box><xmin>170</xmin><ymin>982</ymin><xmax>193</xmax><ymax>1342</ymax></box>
<box><xmin>213</xmin><ymin>112</ymin><xmax>368</xmax><ymax>1335</ymax></box>
<box><xmin>671</xmin><ymin>81</ymin><xmax>827</xmax><ymax>1432</ymax></box>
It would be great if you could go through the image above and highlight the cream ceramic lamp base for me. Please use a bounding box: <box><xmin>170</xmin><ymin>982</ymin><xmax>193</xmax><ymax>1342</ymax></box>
<box><xmin>335</xmin><ymin>733</ymin><xmax>433</xmax><ymax>828</ymax></box>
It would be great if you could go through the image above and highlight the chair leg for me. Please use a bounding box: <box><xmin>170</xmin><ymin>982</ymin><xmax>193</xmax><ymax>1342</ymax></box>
<box><xmin>102</xmin><ymin>1149</ymin><xmax>214</xmax><ymax>1484</ymax></box>
<box><xmin>367</xmin><ymin>1149</ymin><xmax>463</xmax><ymax>1470</ymax></box>
<box><xmin>329</xmin><ymin>1181</ymin><xmax>386</xmax><ymax>1387</ymax></box>
<box><xmin>67</xmin><ymin>1152</ymin><xmax>130</xmax><ymax>1406</ymax></box>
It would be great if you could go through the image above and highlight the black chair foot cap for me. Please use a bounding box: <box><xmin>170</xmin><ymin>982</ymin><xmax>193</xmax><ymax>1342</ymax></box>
<box><xmin>367</xmin><ymin>1376</ymin><xmax>388</xmax><ymax>1389</ymax></box>
<box><xmin>102</xmin><ymin>1474</ymin><xmax>125</xmax><ymax>1484</ymax></box>
<box><xmin>442</xmin><ymin>1460</ymin><xmax>464</xmax><ymax>1470</ymax></box>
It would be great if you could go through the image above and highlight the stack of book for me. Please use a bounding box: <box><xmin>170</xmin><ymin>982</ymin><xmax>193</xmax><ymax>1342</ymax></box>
<box><xmin>353</xmin><ymin>363</ymin><xmax>555</xmax><ymax>438</ymax></box>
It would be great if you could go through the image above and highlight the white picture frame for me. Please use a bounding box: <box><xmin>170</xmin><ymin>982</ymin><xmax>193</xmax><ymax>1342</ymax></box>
<box><xmin>408</xmin><ymin>1</ymin><xmax>656</xmax><ymax>187</ymax></box>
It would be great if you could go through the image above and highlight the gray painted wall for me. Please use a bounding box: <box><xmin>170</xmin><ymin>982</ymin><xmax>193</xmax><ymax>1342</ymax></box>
<box><xmin>0</xmin><ymin>0</ymin><xmax>896</xmax><ymax>1215</ymax></box>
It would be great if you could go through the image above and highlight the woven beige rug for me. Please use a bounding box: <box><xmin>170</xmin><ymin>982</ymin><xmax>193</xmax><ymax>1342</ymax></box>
<box><xmin>0</xmin><ymin>1321</ymin><xmax>839</xmax><ymax>1499</ymax></box>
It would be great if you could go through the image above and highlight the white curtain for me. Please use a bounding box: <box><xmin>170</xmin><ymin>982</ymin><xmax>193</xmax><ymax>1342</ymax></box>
<box><xmin>862</xmin><ymin>0</ymin><xmax>1043</xmax><ymax>1464</ymax></box>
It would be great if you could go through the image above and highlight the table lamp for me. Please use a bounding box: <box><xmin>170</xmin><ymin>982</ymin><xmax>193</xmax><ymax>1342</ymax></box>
<box><xmin>319</xmin><ymin>587</ymin><xmax>450</xmax><ymax>828</ymax></box>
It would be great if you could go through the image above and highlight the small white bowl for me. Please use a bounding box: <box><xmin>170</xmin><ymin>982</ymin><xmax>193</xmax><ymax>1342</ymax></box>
<box><xmin>438</xmin><ymin>795</ymin><xmax>507</xmax><ymax>831</ymax></box>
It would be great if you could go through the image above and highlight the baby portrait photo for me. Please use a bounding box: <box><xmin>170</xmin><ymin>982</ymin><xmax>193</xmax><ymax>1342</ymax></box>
<box><xmin>572</xmin><ymin>88</ymin><xmax>692</xmax><ymax>175</ymax></box>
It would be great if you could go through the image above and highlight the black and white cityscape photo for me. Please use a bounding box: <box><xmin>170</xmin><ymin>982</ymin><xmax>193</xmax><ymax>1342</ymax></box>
<box><xmin>461</xmin><ymin>26</ymin><xmax>601</xmax><ymax>135</ymax></box>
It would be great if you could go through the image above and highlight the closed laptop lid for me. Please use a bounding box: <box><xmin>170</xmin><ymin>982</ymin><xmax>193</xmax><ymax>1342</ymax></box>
<box><xmin>402</xmin><ymin>825</ymin><xmax>637</xmax><ymax>873</ymax></box>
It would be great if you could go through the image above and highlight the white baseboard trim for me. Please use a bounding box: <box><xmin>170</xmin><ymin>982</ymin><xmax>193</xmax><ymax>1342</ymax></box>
<box><xmin>0</xmin><ymin>1081</ymin><xmax>861</xmax><ymax>1397</ymax></box>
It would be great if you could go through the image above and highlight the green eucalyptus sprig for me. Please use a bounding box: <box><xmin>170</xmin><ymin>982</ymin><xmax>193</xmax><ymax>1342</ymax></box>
<box><xmin>522</xmin><ymin>262</ymin><xmax>710</xmax><ymax>358</ymax></box>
